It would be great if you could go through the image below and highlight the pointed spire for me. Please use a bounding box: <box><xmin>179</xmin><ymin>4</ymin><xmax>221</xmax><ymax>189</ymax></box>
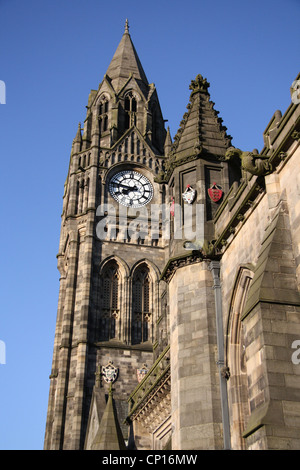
<box><xmin>105</xmin><ymin>22</ymin><xmax>148</xmax><ymax>92</ymax></box>
<box><xmin>91</xmin><ymin>385</ymin><xmax>126</xmax><ymax>450</ymax></box>
<box><xmin>72</xmin><ymin>122</ymin><xmax>82</xmax><ymax>153</ymax></box>
<box><xmin>74</xmin><ymin>122</ymin><xmax>82</xmax><ymax>143</ymax></box>
<box><xmin>164</xmin><ymin>126</ymin><xmax>172</xmax><ymax>156</ymax></box>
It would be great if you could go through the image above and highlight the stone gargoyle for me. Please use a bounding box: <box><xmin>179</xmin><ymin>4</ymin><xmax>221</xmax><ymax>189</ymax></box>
<box><xmin>224</xmin><ymin>146</ymin><xmax>272</xmax><ymax>176</ymax></box>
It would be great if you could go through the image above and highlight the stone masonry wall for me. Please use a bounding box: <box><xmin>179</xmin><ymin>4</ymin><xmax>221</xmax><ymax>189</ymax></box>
<box><xmin>169</xmin><ymin>261</ymin><xmax>223</xmax><ymax>449</ymax></box>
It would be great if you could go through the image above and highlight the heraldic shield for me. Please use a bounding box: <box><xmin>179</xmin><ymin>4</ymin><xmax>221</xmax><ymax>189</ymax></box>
<box><xmin>182</xmin><ymin>185</ymin><xmax>196</xmax><ymax>204</ymax></box>
<box><xmin>137</xmin><ymin>364</ymin><xmax>148</xmax><ymax>383</ymax></box>
<box><xmin>102</xmin><ymin>361</ymin><xmax>118</xmax><ymax>384</ymax></box>
<box><xmin>208</xmin><ymin>182</ymin><xmax>223</xmax><ymax>202</ymax></box>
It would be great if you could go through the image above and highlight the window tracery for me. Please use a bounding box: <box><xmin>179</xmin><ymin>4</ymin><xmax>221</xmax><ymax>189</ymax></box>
<box><xmin>124</xmin><ymin>92</ymin><xmax>137</xmax><ymax>129</ymax></box>
<box><xmin>132</xmin><ymin>265</ymin><xmax>151</xmax><ymax>344</ymax></box>
<box><xmin>98</xmin><ymin>97</ymin><xmax>109</xmax><ymax>132</ymax></box>
<box><xmin>100</xmin><ymin>261</ymin><xmax>120</xmax><ymax>340</ymax></box>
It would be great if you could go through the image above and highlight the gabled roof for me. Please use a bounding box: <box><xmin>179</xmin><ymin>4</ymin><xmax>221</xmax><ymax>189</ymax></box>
<box><xmin>105</xmin><ymin>20</ymin><xmax>148</xmax><ymax>93</ymax></box>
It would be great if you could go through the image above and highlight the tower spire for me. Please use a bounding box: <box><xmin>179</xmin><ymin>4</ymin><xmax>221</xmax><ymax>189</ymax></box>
<box><xmin>105</xmin><ymin>20</ymin><xmax>149</xmax><ymax>90</ymax></box>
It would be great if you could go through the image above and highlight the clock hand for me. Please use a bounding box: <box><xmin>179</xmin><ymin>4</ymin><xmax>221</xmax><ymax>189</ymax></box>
<box><xmin>115</xmin><ymin>186</ymin><xmax>140</xmax><ymax>195</ymax></box>
<box><xmin>113</xmin><ymin>182</ymin><xmax>137</xmax><ymax>190</ymax></box>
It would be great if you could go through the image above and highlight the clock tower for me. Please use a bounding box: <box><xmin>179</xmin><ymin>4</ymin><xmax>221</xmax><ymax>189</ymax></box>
<box><xmin>44</xmin><ymin>21</ymin><xmax>169</xmax><ymax>450</ymax></box>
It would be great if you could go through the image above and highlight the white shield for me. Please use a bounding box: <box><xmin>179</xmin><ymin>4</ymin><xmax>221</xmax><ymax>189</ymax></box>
<box><xmin>102</xmin><ymin>361</ymin><xmax>118</xmax><ymax>383</ymax></box>
<box><xmin>182</xmin><ymin>185</ymin><xmax>196</xmax><ymax>204</ymax></box>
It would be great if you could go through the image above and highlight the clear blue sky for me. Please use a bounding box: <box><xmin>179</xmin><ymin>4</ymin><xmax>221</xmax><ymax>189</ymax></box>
<box><xmin>0</xmin><ymin>0</ymin><xmax>299</xmax><ymax>450</ymax></box>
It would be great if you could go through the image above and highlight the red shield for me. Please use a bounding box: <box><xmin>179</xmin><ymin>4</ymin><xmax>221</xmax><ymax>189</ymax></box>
<box><xmin>208</xmin><ymin>183</ymin><xmax>223</xmax><ymax>202</ymax></box>
<box><xmin>170</xmin><ymin>197</ymin><xmax>175</xmax><ymax>217</ymax></box>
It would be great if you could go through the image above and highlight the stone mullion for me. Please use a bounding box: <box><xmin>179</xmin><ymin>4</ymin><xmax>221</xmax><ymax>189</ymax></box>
<box><xmin>123</xmin><ymin>275</ymin><xmax>130</xmax><ymax>343</ymax></box>
<box><xmin>127</xmin><ymin>276</ymin><xmax>133</xmax><ymax>344</ymax></box>
<box><xmin>51</xmin><ymin>231</ymin><xmax>79</xmax><ymax>449</ymax></box>
<box><xmin>152</xmin><ymin>280</ymin><xmax>160</xmax><ymax>344</ymax></box>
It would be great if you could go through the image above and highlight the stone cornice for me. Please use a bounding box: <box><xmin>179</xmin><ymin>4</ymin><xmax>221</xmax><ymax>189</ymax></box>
<box><xmin>126</xmin><ymin>345</ymin><xmax>170</xmax><ymax>426</ymax></box>
<box><xmin>160</xmin><ymin>251</ymin><xmax>203</xmax><ymax>283</ymax></box>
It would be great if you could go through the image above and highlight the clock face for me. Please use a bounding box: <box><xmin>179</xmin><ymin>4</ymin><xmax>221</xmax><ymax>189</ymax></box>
<box><xmin>108</xmin><ymin>170</ymin><xmax>154</xmax><ymax>208</ymax></box>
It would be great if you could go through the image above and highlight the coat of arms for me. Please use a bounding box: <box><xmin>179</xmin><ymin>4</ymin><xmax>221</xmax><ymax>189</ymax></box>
<box><xmin>102</xmin><ymin>361</ymin><xmax>118</xmax><ymax>384</ymax></box>
<box><xmin>208</xmin><ymin>182</ymin><xmax>223</xmax><ymax>202</ymax></box>
<box><xmin>182</xmin><ymin>184</ymin><xmax>196</xmax><ymax>204</ymax></box>
<box><xmin>137</xmin><ymin>364</ymin><xmax>148</xmax><ymax>383</ymax></box>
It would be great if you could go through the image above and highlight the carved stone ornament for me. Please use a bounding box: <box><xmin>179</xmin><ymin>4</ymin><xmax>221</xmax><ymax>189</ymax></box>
<box><xmin>208</xmin><ymin>182</ymin><xmax>223</xmax><ymax>202</ymax></box>
<box><xmin>225</xmin><ymin>147</ymin><xmax>272</xmax><ymax>176</ymax></box>
<box><xmin>102</xmin><ymin>361</ymin><xmax>118</xmax><ymax>384</ymax></box>
<box><xmin>182</xmin><ymin>184</ymin><xmax>196</xmax><ymax>204</ymax></box>
<box><xmin>137</xmin><ymin>364</ymin><xmax>148</xmax><ymax>383</ymax></box>
<box><xmin>189</xmin><ymin>74</ymin><xmax>210</xmax><ymax>93</ymax></box>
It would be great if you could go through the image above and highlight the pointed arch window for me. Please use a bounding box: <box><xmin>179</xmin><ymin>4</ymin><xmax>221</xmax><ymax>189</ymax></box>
<box><xmin>124</xmin><ymin>92</ymin><xmax>137</xmax><ymax>130</ymax></box>
<box><xmin>226</xmin><ymin>266</ymin><xmax>253</xmax><ymax>449</ymax></box>
<box><xmin>99</xmin><ymin>97</ymin><xmax>109</xmax><ymax>132</ymax></box>
<box><xmin>132</xmin><ymin>265</ymin><xmax>151</xmax><ymax>344</ymax></box>
<box><xmin>100</xmin><ymin>262</ymin><xmax>120</xmax><ymax>341</ymax></box>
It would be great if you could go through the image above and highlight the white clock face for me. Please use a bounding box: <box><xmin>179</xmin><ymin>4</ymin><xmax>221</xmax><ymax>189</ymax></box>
<box><xmin>109</xmin><ymin>170</ymin><xmax>154</xmax><ymax>208</ymax></box>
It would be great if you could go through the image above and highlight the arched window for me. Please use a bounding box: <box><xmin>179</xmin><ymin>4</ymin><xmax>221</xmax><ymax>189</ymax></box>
<box><xmin>100</xmin><ymin>262</ymin><xmax>120</xmax><ymax>341</ymax></box>
<box><xmin>99</xmin><ymin>97</ymin><xmax>109</xmax><ymax>133</ymax></box>
<box><xmin>132</xmin><ymin>265</ymin><xmax>151</xmax><ymax>344</ymax></box>
<box><xmin>124</xmin><ymin>92</ymin><xmax>137</xmax><ymax>130</ymax></box>
<box><xmin>226</xmin><ymin>266</ymin><xmax>253</xmax><ymax>449</ymax></box>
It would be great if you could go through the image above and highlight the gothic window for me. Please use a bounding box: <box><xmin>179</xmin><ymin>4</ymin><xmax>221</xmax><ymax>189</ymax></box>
<box><xmin>132</xmin><ymin>265</ymin><xmax>151</xmax><ymax>344</ymax></box>
<box><xmin>99</xmin><ymin>97</ymin><xmax>109</xmax><ymax>132</ymax></box>
<box><xmin>124</xmin><ymin>92</ymin><xmax>137</xmax><ymax>130</ymax></box>
<box><xmin>226</xmin><ymin>266</ymin><xmax>253</xmax><ymax>450</ymax></box>
<box><xmin>100</xmin><ymin>262</ymin><xmax>120</xmax><ymax>341</ymax></box>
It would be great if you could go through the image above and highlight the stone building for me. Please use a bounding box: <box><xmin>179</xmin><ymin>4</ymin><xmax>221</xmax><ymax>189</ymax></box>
<box><xmin>44</xmin><ymin>22</ymin><xmax>300</xmax><ymax>450</ymax></box>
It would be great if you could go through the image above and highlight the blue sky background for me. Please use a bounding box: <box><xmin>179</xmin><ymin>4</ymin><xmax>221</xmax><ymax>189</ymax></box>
<box><xmin>0</xmin><ymin>0</ymin><xmax>299</xmax><ymax>450</ymax></box>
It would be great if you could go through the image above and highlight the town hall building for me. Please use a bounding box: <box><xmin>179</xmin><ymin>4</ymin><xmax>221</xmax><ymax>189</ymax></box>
<box><xmin>44</xmin><ymin>22</ymin><xmax>300</xmax><ymax>450</ymax></box>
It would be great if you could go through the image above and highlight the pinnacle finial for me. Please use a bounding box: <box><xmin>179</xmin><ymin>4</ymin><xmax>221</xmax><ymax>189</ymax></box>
<box><xmin>125</xmin><ymin>19</ymin><xmax>129</xmax><ymax>34</ymax></box>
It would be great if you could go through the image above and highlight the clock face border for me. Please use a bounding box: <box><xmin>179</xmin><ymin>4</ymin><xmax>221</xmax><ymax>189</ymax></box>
<box><xmin>108</xmin><ymin>169</ymin><xmax>154</xmax><ymax>208</ymax></box>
